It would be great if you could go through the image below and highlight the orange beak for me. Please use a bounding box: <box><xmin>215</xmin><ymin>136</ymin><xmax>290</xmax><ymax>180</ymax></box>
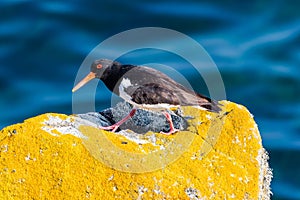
<box><xmin>72</xmin><ymin>72</ymin><xmax>96</xmax><ymax>92</ymax></box>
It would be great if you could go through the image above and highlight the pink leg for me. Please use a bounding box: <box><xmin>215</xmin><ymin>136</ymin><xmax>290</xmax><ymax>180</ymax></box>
<box><xmin>99</xmin><ymin>109</ymin><xmax>137</xmax><ymax>132</ymax></box>
<box><xmin>160</xmin><ymin>111</ymin><xmax>180</xmax><ymax>135</ymax></box>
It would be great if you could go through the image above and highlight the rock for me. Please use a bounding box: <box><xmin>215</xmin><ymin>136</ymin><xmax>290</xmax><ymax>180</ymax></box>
<box><xmin>0</xmin><ymin>101</ymin><xmax>272</xmax><ymax>199</ymax></box>
<box><xmin>77</xmin><ymin>101</ymin><xmax>188</xmax><ymax>134</ymax></box>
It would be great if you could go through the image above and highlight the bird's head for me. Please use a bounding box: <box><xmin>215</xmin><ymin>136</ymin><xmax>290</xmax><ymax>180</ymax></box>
<box><xmin>72</xmin><ymin>59</ymin><xmax>118</xmax><ymax>92</ymax></box>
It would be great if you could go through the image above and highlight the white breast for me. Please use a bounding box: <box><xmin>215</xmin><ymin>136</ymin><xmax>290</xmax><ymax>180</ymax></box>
<box><xmin>119</xmin><ymin>78</ymin><xmax>134</xmax><ymax>102</ymax></box>
<box><xmin>120</xmin><ymin>78</ymin><xmax>132</xmax><ymax>88</ymax></box>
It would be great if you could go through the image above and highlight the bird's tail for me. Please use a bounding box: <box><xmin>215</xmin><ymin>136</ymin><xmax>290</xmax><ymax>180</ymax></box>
<box><xmin>199</xmin><ymin>100</ymin><xmax>222</xmax><ymax>113</ymax></box>
<box><xmin>196</xmin><ymin>93</ymin><xmax>222</xmax><ymax>113</ymax></box>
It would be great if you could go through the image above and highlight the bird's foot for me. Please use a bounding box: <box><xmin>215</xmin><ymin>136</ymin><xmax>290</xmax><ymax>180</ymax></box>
<box><xmin>99</xmin><ymin>124</ymin><xmax>120</xmax><ymax>132</ymax></box>
<box><xmin>160</xmin><ymin>111</ymin><xmax>180</xmax><ymax>135</ymax></box>
<box><xmin>99</xmin><ymin>108</ymin><xmax>137</xmax><ymax>133</ymax></box>
<box><xmin>160</xmin><ymin>128</ymin><xmax>180</xmax><ymax>135</ymax></box>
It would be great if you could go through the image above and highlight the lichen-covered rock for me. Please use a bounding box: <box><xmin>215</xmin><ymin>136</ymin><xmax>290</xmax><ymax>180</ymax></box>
<box><xmin>0</xmin><ymin>101</ymin><xmax>272</xmax><ymax>199</ymax></box>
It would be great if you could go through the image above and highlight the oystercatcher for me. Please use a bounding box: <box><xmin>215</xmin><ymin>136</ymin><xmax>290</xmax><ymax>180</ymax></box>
<box><xmin>72</xmin><ymin>59</ymin><xmax>220</xmax><ymax>135</ymax></box>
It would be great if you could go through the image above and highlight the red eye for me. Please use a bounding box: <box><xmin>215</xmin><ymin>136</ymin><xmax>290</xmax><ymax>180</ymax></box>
<box><xmin>96</xmin><ymin>64</ymin><xmax>102</xmax><ymax>69</ymax></box>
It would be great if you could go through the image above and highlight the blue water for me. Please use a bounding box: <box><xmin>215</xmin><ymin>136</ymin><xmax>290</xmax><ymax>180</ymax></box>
<box><xmin>0</xmin><ymin>0</ymin><xmax>299</xmax><ymax>199</ymax></box>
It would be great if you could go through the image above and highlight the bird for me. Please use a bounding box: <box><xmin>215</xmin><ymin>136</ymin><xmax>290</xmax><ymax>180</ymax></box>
<box><xmin>72</xmin><ymin>59</ymin><xmax>221</xmax><ymax>135</ymax></box>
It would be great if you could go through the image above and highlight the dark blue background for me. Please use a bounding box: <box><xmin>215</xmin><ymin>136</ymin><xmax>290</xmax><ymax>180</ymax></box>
<box><xmin>1</xmin><ymin>1</ymin><xmax>299</xmax><ymax>199</ymax></box>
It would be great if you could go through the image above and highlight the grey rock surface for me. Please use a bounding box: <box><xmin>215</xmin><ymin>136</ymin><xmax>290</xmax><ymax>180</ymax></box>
<box><xmin>77</xmin><ymin>101</ymin><xmax>187</xmax><ymax>134</ymax></box>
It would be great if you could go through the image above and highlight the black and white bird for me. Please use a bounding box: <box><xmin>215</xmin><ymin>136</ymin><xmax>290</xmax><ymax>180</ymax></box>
<box><xmin>72</xmin><ymin>59</ymin><xmax>221</xmax><ymax>135</ymax></box>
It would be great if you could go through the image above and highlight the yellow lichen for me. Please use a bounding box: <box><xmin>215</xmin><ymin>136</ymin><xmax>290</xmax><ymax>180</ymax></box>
<box><xmin>0</xmin><ymin>101</ymin><xmax>269</xmax><ymax>199</ymax></box>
